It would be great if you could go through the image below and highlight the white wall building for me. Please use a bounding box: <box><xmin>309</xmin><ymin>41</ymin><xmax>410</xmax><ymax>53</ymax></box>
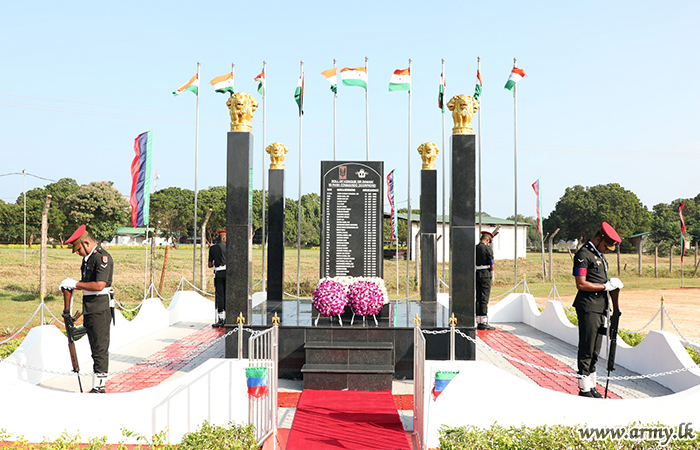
<box><xmin>390</xmin><ymin>213</ymin><xmax>529</xmax><ymax>262</ymax></box>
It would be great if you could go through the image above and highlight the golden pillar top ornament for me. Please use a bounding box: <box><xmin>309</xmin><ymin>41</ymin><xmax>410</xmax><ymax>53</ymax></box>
<box><xmin>417</xmin><ymin>142</ymin><xmax>440</xmax><ymax>170</ymax></box>
<box><xmin>447</xmin><ymin>94</ymin><xmax>480</xmax><ymax>135</ymax></box>
<box><xmin>227</xmin><ymin>92</ymin><xmax>259</xmax><ymax>132</ymax></box>
<box><xmin>266</xmin><ymin>142</ymin><xmax>289</xmax><ymax>170</ymax></box>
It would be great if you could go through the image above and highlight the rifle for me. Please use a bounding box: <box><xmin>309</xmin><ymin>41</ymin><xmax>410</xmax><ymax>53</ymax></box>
<box><xmin>62</xmin><ymin>288</ymin><xmax>87</xmax><ymax>393</ymax></box>
<box><xmin>605</xmin><ymin>309</ymin><xmax>622</xmax><ymax>398</ymax></box>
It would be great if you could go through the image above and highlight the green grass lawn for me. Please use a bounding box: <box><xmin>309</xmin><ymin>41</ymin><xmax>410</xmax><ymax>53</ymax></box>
<box><xmin>1</xmin><ymin>244</ymin><xmax>698</xmax><ymax>339</ymax></box>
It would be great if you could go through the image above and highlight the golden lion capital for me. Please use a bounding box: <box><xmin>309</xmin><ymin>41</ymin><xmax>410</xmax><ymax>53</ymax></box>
<box><xmin>417</xmin><ymin>142</ymin><xmax>440</xmax><ymax>170</ymax></box>
<box><xmin>447</xmin><ymin>94</ymin><xmax>480</xmax><ymax>135</ymax></box>
<box><xmin>227</xmin><ymin>92</ymin><xmax>258</xmax><ymax>132</ymax></box>
<box><xmin>266</xmin><ymin>142</ymin><xmax>289</xmax><ymax>170</ymax></box>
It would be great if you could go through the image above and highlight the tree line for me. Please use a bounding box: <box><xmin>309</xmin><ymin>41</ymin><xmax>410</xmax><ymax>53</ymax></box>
<box><xmin>0</xmin><ymin>179</ymin><xmax>694</xmax><ymax>255</ymax></box>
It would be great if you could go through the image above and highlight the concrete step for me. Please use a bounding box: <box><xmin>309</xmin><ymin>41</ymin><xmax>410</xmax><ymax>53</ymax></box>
<box><xmin>304</xmin><ymin>341</ymin><xmax>393</xmax><ymax>366</ymax></box>
<box><xmin>301</xmin><ymin>363</ymin><xmax>394</xmax><ymax>391</ymax></box>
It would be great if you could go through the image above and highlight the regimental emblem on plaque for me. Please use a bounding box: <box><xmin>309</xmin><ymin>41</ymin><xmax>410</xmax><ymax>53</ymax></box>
<box><xmin>356</xmin><ymin>169</ymin><xmax>368</xmax><ymax>179</ymax></box>
<box><xmin>339</xmin><ymin>166</ymin><xmax>347</xmax><ymax>180</ymax></box>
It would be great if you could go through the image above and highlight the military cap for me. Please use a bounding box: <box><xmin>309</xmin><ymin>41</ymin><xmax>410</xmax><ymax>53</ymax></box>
<box><xmin>64</xmin><ymin>224</ymin><xmax>88</xmax><ymax>253</ymax></box>
<box><xmin>600</xmin><ymin>222</ymin><xmax>621</xmax><ymax>251</ymax></box>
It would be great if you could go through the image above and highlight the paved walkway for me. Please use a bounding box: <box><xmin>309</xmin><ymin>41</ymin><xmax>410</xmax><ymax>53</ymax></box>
<box><xmin>39</xmin><ymin>319</ymin><xmax>673</xmax><ymax>438</ymax></box>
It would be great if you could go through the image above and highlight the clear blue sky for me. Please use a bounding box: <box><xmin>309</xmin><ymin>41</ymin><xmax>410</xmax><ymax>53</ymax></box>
<box><xmin>1</xmin><ymin>1</ymin><xmax>698</xmax><ymax>222</ymax></box>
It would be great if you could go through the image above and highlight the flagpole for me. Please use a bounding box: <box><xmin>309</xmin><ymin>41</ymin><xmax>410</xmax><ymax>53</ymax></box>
<box><xmin>441</xmin><ymin>59</ymin><xmax>446</xmax><ymax>293</ymax></box>
<box><xmin>144</xmin><ymin>225</ymin><xmax>149</xmax><ymax>296</ymax></box>
<box><xmin>365</xmin><ymin>56</ymin><xmax>369</xmax><ymax>161</ymax></box>
<box><xmin>406</xmin><ymin>58</ymin><xmax>412</xmax><ymax>300</ymax></box>
<box><xmin>261</xmin><ymin>61</ymin><xmax>267</xmax><ymax>292</ymax></box>
<box><xmin>538</xmin><ymin>179</ymin><xmax>545</xmax><ymax>282</ymax></box>
<box><xmin>333</xmin><ymin>58</ymin><xmax>337</xmax><ymax>160</ymax></box>
<box><xmin>297</xmin><ymin>61</ymin><xmax>304</xmax><ymax>299</ymax></box>
<box><xmin>513</xmin><ymin>57</ymin><xmax>519</xmax><ymax>288</ymax></box>
<box><xmin>477</xmin><ymin>57</ymin><xmax>483</xmax><ymax>235</ymax></box>
<box><xmin>193</xmin><ymin>61</ymin><xmax>201</xmax><ymax>284</ymax></box>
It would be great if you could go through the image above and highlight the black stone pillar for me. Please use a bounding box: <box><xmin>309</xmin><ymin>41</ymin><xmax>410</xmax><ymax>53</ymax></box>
<box><xmin>420</xmin><ymin>170</ymin><xmax>438</xmax><ymax>326</ymax></box>
<box><xmin>267</xmin><ymin>168</ymin><xmax>285</xmax><ymax>304</ymax></box>
<box><xmin>450</xmin><ymin>134</ymin><xmax>476</xmax><ymax>359</ymax></box>
<box><xmin>225</xmin><ymin>132</ymin><xmax>253</xmax><ymax>327</ymax></box>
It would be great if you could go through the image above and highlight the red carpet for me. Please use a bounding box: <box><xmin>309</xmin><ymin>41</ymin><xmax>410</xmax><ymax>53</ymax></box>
<box><xmin>286</xmin><ymin>389</ymin><xmax>411</xmax><ymax>450</ymax></box>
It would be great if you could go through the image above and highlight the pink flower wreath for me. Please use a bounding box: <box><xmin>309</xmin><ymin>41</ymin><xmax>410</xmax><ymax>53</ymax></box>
<box><xmin>312</xmin><ymin>278</ymin><xmax>348</xmax><ymax>316</ymax></box>
<box><xmin>347</xmin><ymin>279</ymin><xmax>384</xmax><ymax>316</ymax></box>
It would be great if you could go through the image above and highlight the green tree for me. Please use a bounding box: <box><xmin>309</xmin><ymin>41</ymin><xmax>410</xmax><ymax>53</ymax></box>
<box><xmin>300</xmin><ymin>193</ymin><xmax>321</xmax><ymax>246</ymax></box>
<box><xmin>507</xmin><ymin>214</ymin><xmax>539</xmax><ymax>249</ymax></box>
<box><xmin>65</xmin><ymin>181</ymin><xmax>130</xmax><ymax>242</ymax></box>
<box><xmin>150</xmin><ymin>187</ymin><xmax>194</xmax><ymax>246</ymax></box>
<box><xmin>544</xmin><ymin>183</ymin><xmax>651</xmax><ymax>250</ymax></box>
<box><xmin>197</xmin><ymin>186</ymin><xmax>226</xmax><ymax>244</ymax></box>
<box><xmin>649</xmin><ymin>198</ymin><xmax>696</xmax><ymax>256</ymax></box>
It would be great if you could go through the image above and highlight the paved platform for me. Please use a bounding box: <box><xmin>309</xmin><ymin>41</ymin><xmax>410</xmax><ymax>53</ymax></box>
<box><xmin>37</xmin><ymin>318</ymin><xmax>674</xmax><ymax>435</ymax></box>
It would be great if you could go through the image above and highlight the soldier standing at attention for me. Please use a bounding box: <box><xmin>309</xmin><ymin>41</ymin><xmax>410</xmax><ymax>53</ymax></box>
<box><xmin>208</xmin><ymin>229</ymin><xmax>227</xmax><ymax>327</ymax></box>
<box><xmin>60</xmin><ymin>225</ymin><xmax>114</xmax><ymax>393</ymax></box>
<box><xmin>475</xmin><ymin>230</ymin><xmax>496</xmax><ymax>330</ymax></box>
<box><xmin>572</xmin><ymin>222</ymin><xmax>623</xmax><ymax>397</ymax></box>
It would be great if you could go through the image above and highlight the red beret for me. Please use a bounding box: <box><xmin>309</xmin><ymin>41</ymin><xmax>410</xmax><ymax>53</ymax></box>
<box><xmin>601</xmin><ymin>222</ymin><xmax>621</xmax><ymax>243</ymax></box>
<box><xmin>481</xmin><ymin>231</ymin><xmax>494</xmax><ymax>238</ymax></box>
<box><xmin>217</xmin><ymin>229</ymin><xmax>227</xmax><ymax>234</ymax></box>
<box><xmin>65</xmin><ymin>225</ymin><xmax>86</xmax><ymax>244</ymax></box>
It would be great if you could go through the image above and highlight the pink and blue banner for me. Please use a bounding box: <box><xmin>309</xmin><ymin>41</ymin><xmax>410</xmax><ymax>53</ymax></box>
<box><xmin>130</xmin><ymin>131</ymin><xmax>153</xmax><ymax>227</ymax></box>
<box><xmin>680</xmin><ymin>202</ymin><xmax>686</xmax><ymax>263</ymax></box>
<box><xmin>532</xmin><ymin>179</ymin><xmax>542</xmax><ymax>235</ymax></box>
<box><xmin>387</xmin><ymin>170</ymin><xmax>397</xmax><ymax>240</ymax></box>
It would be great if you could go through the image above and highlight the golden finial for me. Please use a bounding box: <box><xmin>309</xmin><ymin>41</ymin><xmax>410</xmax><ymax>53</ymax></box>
<box><xmin>236</xmin><ymin>312</ymin><xmax>246</xmax><ymax>325</ymax></box>
<box><xmin>661</xmin><ymin>295</ymin><xmax>665</xmax><ymax>306</ymax></box>
<box><xmin>227</xmin><ymin>92</ymin><xmax>259</xmax><ymax>132</ymax></box>
<box><xmin>272</xmin><ymin>312</ymin><xmax>280</xmax><ymax>326</ymax></box>
<box><xmin>417</xmin><ymin>142</ymin><xmax>440</xmax><ymax>170</ymax></box>
<box><xmin>413</xmin><ymin>314</ymin><xmax>422</xmax><ymax>327</ymax></box>
<box><xmin>449</xmin><ymin>313</ymin><xmax>457</xmax><ymax>328</ymax></box>
<box><xmin>447</xmin><ymin>94</ymin><xmax>480</xmax><ymax>135</ymax></box>
<box><xmin>266</xmin><ymin>143</ymin><xmax>289</xmax><ymax>170</ymax></box>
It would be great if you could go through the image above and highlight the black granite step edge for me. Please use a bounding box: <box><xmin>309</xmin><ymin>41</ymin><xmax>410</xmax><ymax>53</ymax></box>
<box><xmin>301</xmin><ymin>363</ymin><xmax>395</xmax><ymax>374</ymax></box>
<box><xmin>304</xmin><ymin>341</ymin><xmax>394</xmax><ymax>350</ymax></box>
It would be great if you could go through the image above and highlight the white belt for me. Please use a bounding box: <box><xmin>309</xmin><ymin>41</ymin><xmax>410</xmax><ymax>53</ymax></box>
<box><xmin>83</xmin><ymin>287</ymin><xmax>112</xmax><ymax>296</ymax></box>
<box><xmin>214</xmin><ymin>265</ymin><xmax>226</xmax><ymax>272</ymax></box>
<box><xmin>476</xmin><ymin>265</ymin><xmax>490</xmax><ymax>270</ymax></box>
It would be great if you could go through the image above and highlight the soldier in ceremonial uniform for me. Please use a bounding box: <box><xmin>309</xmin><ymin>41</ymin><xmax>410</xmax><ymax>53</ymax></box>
<box><xmin>572</xmin><ymin>222</ymin><xmax>623</xmax><ymax>398</ymax></box>
<box><xmin>60</xmin><ymin>225</ymin><xmax>114</xmax><ymax>393</ymax></box>
<box><xmin>475</xmin><ymin>230</ymin><xmax>496</xmax><ymax>330</ymax></box>
<box><xmin>208</xmin><ymin>229</ymin><xmax>227</xmax><ymax>327</ymax></box>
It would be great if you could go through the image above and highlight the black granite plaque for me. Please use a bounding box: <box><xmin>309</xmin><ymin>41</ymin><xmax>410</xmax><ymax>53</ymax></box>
<box><xmin>450</xmin><ymin>134</ymin><xmax>476</xmax><ymax>340</ymax></box>
<box><xmin>225</xmin><ymin>132</ymin><xmax>253</xmax><ymax>327</ymax></box>
<box><xmin>320</xmin><ymin>161</ymin><xmax>384</xmax><ymax>278</ymax></box>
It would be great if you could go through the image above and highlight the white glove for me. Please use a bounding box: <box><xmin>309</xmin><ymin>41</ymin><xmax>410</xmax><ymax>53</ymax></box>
<box><xmin>604</xmin><ymin>278</ymin><xmax>623</xmax><ymax>291</ymax></box>
<box><xmin>59</xmin><ymin>278</ymin><xmax>78</xmax><ymax>290</ymax></box>
<box><xmin>609</xmin><ymin>278</ymin><xmax>624</xmax><ymax>290</ymax></box>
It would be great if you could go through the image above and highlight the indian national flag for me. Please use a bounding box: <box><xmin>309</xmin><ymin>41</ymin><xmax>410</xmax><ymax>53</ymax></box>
<box><xmin>504</xmin><ymin>67</ymin><xmax>526</xmax><ymax>92</ymax></box>
<box><xmin>254</xmin><ymin>70</ymin><xmax>265</xmax><ymax>96</ymax></box>
<box><xmin>210</xmin><ymin>72</ymin><xmax>234</xmax><ymax>95</ymax></box>
<box><xmin>438</xmin><ymin>71</ymin><xmax>446</xmax><ymax>111</ymax></box>
<box><xmin>246</xmin><ymin>366</ymin><xmax>269</xmax><ymax>399</ymax></box>
<box><xmin>173</xmin><ymin>74</ymin><xmax>199</xmax><ymax>96</ymax></box>
<box><xmin>321</xmin><ymin>68</ymin><xmax>338</xmax><ymax>93</ymax></box>
<box><xmin>474</xmin><ymin>70</ymin><xmax>483</xmax><ymax>101</ymax></box>
<box><xmin>388</xmin><ymin>68</ymin><xmax>410</xmax><ymax>92</ymax></box>
<box><xmin>294</xmin><ymin>72</ymin><xmax>304</xmax><ymax>116</ymax></box>
<box><xmin>341</xmin><ymin>66</ymin><xmax>368</xmax><ymax>90</ymax></box>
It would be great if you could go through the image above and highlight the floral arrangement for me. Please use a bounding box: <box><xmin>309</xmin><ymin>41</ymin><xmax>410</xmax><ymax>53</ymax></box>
<box><xmin>312</xmin><ymin>276</ymin><xmax>388</xmax><ymax>318</ymax></box>
<box><xmin>312</xmin><ymin>278</ymin><xmax>348</xmax><ymax>317</ymax></box>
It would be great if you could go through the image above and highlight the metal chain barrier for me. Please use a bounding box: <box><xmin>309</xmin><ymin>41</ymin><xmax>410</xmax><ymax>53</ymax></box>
<box><xmin>420</xmin><ymin>327</ymin><xmax>700</xmax><ymax>381</ymax></box>
<box><xmin>490</xmin><ymin>278</ymin><xmax>529</xmax><ymax>301</ymax></box>
<box><xmin>0</xmin><ymin>303</ymin><xmax>43</xmax><ymax>346</ymax></box>
<box><xmin>663</xmin><ymin>307</ymin><xmax>700</xmax><ymax>351</ymax></box>
<box><xmin>618</xmin><ymin>307</ymin><xmax>662</xmax><ymax>334</ymax></box>
<box><xmin>0</xmin><ymin>326</ymin><xmax>265</xmax><ymax>377</ymax></box>
<box><xmin>180</xmin><ymin>277</ymin><xmax>215</xmax><ymax>297</ymax></box>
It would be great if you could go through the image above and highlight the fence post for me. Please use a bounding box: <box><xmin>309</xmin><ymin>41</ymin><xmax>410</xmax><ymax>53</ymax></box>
<box><xmin>237</xmin><ymin>312</ymin><xmax>245</xmax><ymax>360</ymax></box>
<box><xmin>449</xmin><ymin>313</ymin><xmax>456</xmax><ymax>361</ymax></box>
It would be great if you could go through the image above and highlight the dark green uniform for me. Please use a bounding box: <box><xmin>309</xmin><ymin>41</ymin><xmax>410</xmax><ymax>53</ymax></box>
<box><xmin>475</xmin><ymin>241</ymin><xmax>494</xmax><ymax>316</ymax></box>
<box><xmin>208</xmin><ymin>241</ymin><xmax>226</xmax><ymax>313</ymax></box>
<box><xmin>80</xmin><ymin>245</ymin><xmax>113</xmax><ymax>374</ymax></box>
<box><xmin>572</xmin><ymin>241</ymin><xmax>609</xmax><ymax>376</ymax></box>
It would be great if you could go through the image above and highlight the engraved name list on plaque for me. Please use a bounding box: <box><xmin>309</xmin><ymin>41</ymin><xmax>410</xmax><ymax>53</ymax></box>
<box><xmin>320</xmin><ymin>161</ymin><xmax>384</xmax><ymax>279</ymax></box>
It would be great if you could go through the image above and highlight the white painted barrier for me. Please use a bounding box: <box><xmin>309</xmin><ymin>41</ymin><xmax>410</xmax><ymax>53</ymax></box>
<box><xmin>489</xmin><ymin>293</ymin><xmax>700</xmax><ymax>392</ymax></box>
<box><xmin>421</xmin><ymin>360</ymin><xmax>700</xmax><ymax>449</ymax></box>
<box><xmin>0</xmin><ymin>358</ymin><xmax>249</xmax><ymax>444</ymax></box>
